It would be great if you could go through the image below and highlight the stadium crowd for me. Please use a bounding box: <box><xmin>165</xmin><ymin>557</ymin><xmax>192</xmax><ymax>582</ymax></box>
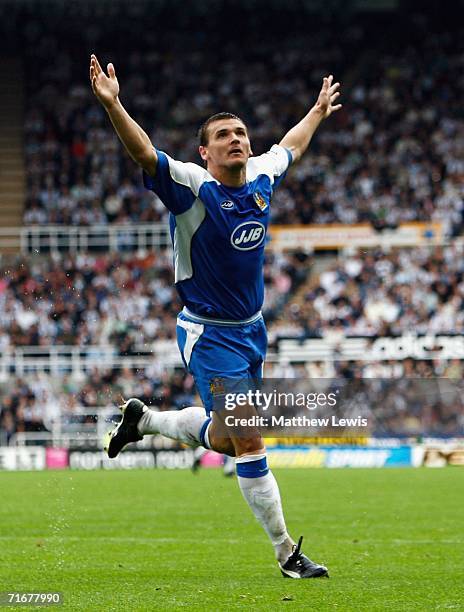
<box><xmin>1</xmin><ymin>359</ymin><xmax>462</xmax><ymax>443</ymax></box>
<box><xmin>2</xmin><ymin>239</ymin><xmax>464</xmax><ymax>440</ymax></box>
<box><xmin>271</xmin><ymin>244</ymin><xmax>464</xmax><ymax>341</ymax></box>
<box><xmin>0</xmin><ymin>249</ymin><xmax>308</xmax><ymax>350</ymax></box>
<box><xmin>11</xmin><ymin>4</ymin><xmax>463</xmax><ymax>233</ymax></box>
<box><xmin>2</xmin><ymin>240</ymin><xmax>464</xmax><ymax>442</ymax></box>
<box><xmin>0</xmin><ymin>368</ymin><xmax>196</xmax><ymax>444</ymax></box>
<box><xmin>1</xmin><ymin>3</ymin><xmax>463</xmax><ymax>441</ymax></box>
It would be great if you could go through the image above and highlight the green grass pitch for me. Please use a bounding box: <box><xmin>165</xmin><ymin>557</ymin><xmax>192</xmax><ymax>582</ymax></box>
<box><xmin>0</xmin><ymin>468</ymin><xmax>462</xmax><ymax>611</ymax></box>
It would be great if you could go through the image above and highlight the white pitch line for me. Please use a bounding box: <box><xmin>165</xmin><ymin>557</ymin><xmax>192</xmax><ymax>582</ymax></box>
<box><xmin>1</xmin><ymin>536</ymin><xmax>461</xmax><ymax>545</ymax></box>
<box><xmin>392</xmin><ymin>539</ymin><xmax>463</xmax><ymax>545</ymax></box>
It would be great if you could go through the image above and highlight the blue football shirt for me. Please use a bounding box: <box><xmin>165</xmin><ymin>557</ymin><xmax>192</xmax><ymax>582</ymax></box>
<box><xmin>143</xmin><ymin>144</ymin><xmax>292</xmax><ymax>320</ymax></box>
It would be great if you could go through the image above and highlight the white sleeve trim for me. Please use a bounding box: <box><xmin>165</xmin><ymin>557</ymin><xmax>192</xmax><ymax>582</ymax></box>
<box><xmin>246</xmin><ymin>144</ymin><xmax>291</xmax><ymax>184</ymax></box>
<box><xmin>164</xmin><ymin>154</ymin><xmax>219</xmax><ymax>197</ymax></box>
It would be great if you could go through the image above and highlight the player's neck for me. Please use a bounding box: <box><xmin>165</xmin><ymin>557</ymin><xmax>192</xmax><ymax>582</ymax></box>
<box><xmin>208</xmin><ymin>165</ymin><xmax>246</xmax><ymax>188</ymax></box>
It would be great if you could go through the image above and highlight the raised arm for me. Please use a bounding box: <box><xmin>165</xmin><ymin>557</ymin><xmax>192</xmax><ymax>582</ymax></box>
<box><xmin>89</xmin><ymin>54</ymin><xmax>157</xmax><ymax>176</ymax></box>
<box><xmin>279</xmin><ymin>75</ymin><xmax>341</xmax><ymax>164</ymax></box>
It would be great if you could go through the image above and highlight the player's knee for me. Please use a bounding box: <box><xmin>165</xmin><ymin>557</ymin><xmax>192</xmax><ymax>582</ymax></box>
<box><xmin>208</xmin><ymin>432</ymin><xmax>236</xmax><ymax>456</ymax></box>
<box><xmin>233</xmin><ymin>435</ymin><xmax>264</xmax><ymax>457</ymax></box>
<box><xmin>219</xmin><ymin>439</ymin><xmax>236</xmax><ymax>457</ymax></box>
<box><xmin>208</xmin><ymin>414</ymin><xmax>237</xmax><ymax>456</ymax></box>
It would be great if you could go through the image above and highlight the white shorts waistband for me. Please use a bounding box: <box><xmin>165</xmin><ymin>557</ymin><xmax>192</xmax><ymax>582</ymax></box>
<box><xmin>181</xmin><ymin>307</ymin><xmax>263</xmax><ymax>327</ymax></box>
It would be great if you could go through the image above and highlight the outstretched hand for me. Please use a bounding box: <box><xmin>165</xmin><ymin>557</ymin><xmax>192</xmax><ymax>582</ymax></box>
<box><xmin>314</xmin><ymin>75</ymin><xmax>342</xmax><ymax>119</ymax></box>
<box><xmin>90</xmin><ymin>54</ymin><xmax>119</xmax><ymax>109</ymax></box>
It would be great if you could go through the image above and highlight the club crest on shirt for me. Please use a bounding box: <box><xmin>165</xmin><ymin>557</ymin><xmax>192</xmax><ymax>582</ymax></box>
<box><xmin>209</xmin><ymin>376</ymin><xmax>226</xmax><ymax>396</ymax></box>
<box><xmin>221</xmin><ymin>200</ymin><xmax>235</xmax><ymax>210</ymax></box>
<box><xmin>253</xmin><ymin>191</ymin><xmax>268</xmax><ymax>211</ymax></box>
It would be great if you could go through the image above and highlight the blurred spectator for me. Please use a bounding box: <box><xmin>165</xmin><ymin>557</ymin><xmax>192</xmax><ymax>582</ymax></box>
<box><xmin>9</xmin><ymin>3</ymin><xmax>462</xmax><ymax>231</ymax></box>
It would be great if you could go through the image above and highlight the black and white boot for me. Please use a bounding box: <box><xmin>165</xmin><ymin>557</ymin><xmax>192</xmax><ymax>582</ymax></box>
<box><xmin>279</xmin><ymin>537</ymin><xmax>329</xmax><ymax>579</ymax></box>
<box><xmin>105</xmin><ymin>398</ymin><xmax>146</xmax><ymax>459</ymax></box>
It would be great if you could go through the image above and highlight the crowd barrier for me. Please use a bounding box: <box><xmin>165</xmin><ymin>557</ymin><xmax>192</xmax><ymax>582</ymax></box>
<box><xmin>0</xmin><ymin>221</ymin><xmax>451</xmax><ymax>255</ymax></box>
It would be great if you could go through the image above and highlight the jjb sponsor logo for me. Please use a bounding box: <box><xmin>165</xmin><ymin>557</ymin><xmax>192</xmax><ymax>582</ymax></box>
<box><xmin>231</xmin><ymin>221</ymin><xmax>266</xmax><ymax>251</ymax></box>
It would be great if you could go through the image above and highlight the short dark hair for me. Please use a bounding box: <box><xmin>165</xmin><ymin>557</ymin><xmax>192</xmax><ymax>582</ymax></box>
<box><xmin>197</xmin><ymin>112</ymin><xmax>246</xmax><ymax>146</ymax></box>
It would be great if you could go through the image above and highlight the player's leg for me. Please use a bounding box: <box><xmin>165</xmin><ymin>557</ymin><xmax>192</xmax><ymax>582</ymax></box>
<box><xmin>106</xmin><ymin>398</ymin><xmax>237</xmax><ymax>459</ymax></box>
<box><xmin>191</xmin><ymin>418</ymin><xmax>235</xmax><ymax>474</ymax></box>
<box><xmin>106</xmin><ymin>399</ymin><xmax>211</xmax><ymax>458</ymax></box>
<box><xmin>222</xmin><ymin>319</ymin><xmax>328</xmax><ymax>578</ymax></box>
<box><xmin>213</xmin><ymin>404</ymin><xmax>293</xmax><ymax>560</ymax></box>
<box><xmin>220</xmin><ymin>404</ymin><xmax>328</xmax><ymax>578</ymax></box>
<box><xmin>184</xmin><ymin>318</ymin><xmax>297</xmax><ymax>565</ymax></box>
<box><xmin>222</xmin><ymin>454</ymin><xmax>235</xmax><ymax>476</ymax></box>
<box><xmin>219</xmin><ymin>321</ymin><xmax>296</xmax><ymax>564</ymax></box>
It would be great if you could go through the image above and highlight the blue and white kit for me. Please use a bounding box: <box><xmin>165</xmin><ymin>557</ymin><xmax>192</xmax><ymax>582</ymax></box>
<box><xmin>143</xmin><ymin>144</ymin><xmax>292</xmax><ymax>412</ymax></box>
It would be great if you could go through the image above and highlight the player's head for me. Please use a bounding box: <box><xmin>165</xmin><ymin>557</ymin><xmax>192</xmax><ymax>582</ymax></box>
<box><xmin>198</xmin><ymin>112</ymin><xmax>252</xmax><ymax>171</ymax></box>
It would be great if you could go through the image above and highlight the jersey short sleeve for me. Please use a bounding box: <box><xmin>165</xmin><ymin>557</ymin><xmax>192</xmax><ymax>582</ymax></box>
<box><xmin>143</xmin><ymin>149</ymin><xmax>211</xmax><ymax>215</ymax></box>
<box><xmin>246</xmin><ymin>144</ymin><xmax>293</xmax><ymax>188</ymax></box>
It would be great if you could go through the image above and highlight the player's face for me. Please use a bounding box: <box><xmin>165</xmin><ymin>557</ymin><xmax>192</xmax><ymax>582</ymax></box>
<box><xmin>199</xmin><ymin>119</ymin><xmax>252</xmax><ymax>170</ymax></box>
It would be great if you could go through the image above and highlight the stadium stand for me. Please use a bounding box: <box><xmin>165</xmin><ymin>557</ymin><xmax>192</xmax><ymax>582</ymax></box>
<box><xmin>0</xmin><ymin>2</ymin><xmax>459</xmax><ymax>230</ymax></box>
<box><xmin>2</xmin><ymin>242</ymin><xmax>464</xmax><ymax>442</ymax></box>
<box><xmin>0</xmin><ymin>0</ymin><xmax>463</xmax><ymax>443</ymax></box>
<box><xmin>0</xmin><ymin>244</ymin><xmax>311</xmax><ymax>443</ymax></box>
<box><xmin>0</xmin><ymin>59</ymin><xmax>25</xmax><ymax>231</ymax></box>
<box><xmin>0</xmin><ymin>249</ymin><xmax>307</xmax><ymax>350</ymax></box>
<box><xmin>0</xmin><ymin>369</ymin><xmax>197</xmax><ymax>445</ymax></box>
<box><xmin>270</xmin><ymin>244</ymin><xmax>464</xmax><ymax>341</ymax></box>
